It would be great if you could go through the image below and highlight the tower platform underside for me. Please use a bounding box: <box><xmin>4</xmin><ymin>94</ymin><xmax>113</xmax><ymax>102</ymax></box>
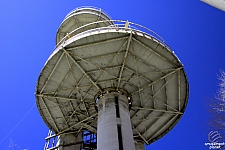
<box><xmin>36</xmin><ymin>25</ymin><xmax>188</xmax><ymax>148</ymax></box>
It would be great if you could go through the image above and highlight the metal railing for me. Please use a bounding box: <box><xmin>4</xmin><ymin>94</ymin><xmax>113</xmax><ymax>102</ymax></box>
<box><xmin>65</xmin><ymin>6</ymin><xmax>112</xmax><ymax>20</ymax></box>
<box><xmin>54</xmin><ymin>20</ymin><xmax>169</xmax><ymax>51</ymax></box>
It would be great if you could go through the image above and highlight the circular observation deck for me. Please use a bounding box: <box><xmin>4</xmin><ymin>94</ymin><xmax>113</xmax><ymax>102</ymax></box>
<box><xmin>36</xmin><ymin>19</ymin><xmax>189</xmax><ymax>145</ymax></box>
<box><xmin>56</xmin><ymin>7</ymin><xmax>113</xmax><ymax>45</ymax></box>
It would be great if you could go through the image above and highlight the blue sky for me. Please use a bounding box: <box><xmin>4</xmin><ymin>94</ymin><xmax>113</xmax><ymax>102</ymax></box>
<box><xmin>0</xmin><ymin>1</ymin><xmax>225</xmax><ymax>150</ymax></box>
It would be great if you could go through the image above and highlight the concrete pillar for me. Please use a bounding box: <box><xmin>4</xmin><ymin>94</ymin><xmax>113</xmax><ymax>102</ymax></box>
<box><xmin>56</xmin><ymin>132</ymin><xmax>83</xmax><ymax>150</ymax></box>
<box><xmin>97</xmin><ymin>92</ymin><xmax>135</xmax><ymax>150</ymax></box>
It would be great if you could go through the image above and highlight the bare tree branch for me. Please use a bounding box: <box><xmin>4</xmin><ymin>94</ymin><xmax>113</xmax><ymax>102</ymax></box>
<box><xmin>207</xmin><ymin>70</ymin><xmax>225</xmax><ymax>137</ymax></box>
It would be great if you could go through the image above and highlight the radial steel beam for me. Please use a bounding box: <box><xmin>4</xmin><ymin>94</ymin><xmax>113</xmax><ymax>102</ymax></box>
<box><xmin>133</xmin><ymin>37</ymin><xmax>179</xmax><ymax>67</ymax></box>
<box><xmin>92</xmin><ymin>39</ymin><xmax>128</xmax><ymax>88</ymax></box>
<box><xmin>65</xmin><ymin>54</ymin><xmax>78</xmax><ymax>85</ymax></box>
<box><xmin>130</xmin><ymin>89</ymin><xmax>180</xmax><ymax>127</ymax></box>
<box><xmin>44</xmin><ymin>97</ymin><xmax>70</xmax><ymax>128</ymax></box>
<box><xmin>131</xmin><ymin>109</ymin><xmax>153</xmax><ymax>135</ymax></box>
<box><xmin>117</xmin><ymin>33</ymin><xmax>132</xmax><ymax>90</ymax></box>
<box><xmin>57</xmin><ymin>113</ymin><xmax>98</xmax><ymax>135</ymax></box>
<box><xmin>68</xmin><ymin>74</ymin><xmax>85</xmax><ymax>98</ymax></box>
<box><xmin>72</xmin><ymin>53</ymin><xmax>119</xmax><ymax>82</ymax></box>
<box><xmin>141</xmin><ymin>91</ymin><xmax>179</xmax><ymax>112</ymax></box>
<box><xmin>131</xmin><ymin>67</ymin><xmax>182</xmax><ymax>95</ymax></box>
<box><xmin>124</xmin><ymin>66</ymin><xmax>153</xmax><ymax>86</ymax></box>
<box><xmin>86</xmin><ymin>65</ymin><xmax>121</xmax><ymax>74</ymax></box>
<box><xmin>132</xmin><ymin>125</ymin><xmax>149</xmax><ymax>145</ymax></box>
<box><xmin>164</xmin><ymin>78</ymin><xmax>169</xmax><ymax>111</ymax></box>
<box><xmin>131</xmin><ymin>106</ymin><xmax>183</xmax><ymax>115</ymax></box>
<box><xmin>127</xmin><ymin>51</ymin><xmax>164</xmax><ymax>75</ymax></box>
<box><xmin>140</xmin><ymin>112</ymin><xmax>166</xmax><ymax>139</ymax></box>
<box><xmin>130</xmin><ymin>93</ymin><xmax>154</xmax><ymax>121</ymax></box>
<box><xmin>40</xmin><ymin>52</ymin><xmax>64</xmax><ymax>93</ymax></box>
<box><xmin>65</xmin><ymin>102</ymin><xmax>83</xmax><ymax>126</ymax></box>
<box><xmin>40</xmin><ymin>97</ymin><xmax>60</xmax><ymax>133</ymax></box>
<box><xmin>36</xmin><ymin>94</ymin><xmax>93</xmax><ymax>102</ymax></box>
<box><xmin>40</xmin><ymin>96</ymin><xmax>66</xmax><ymax>107</ymax></box>
<box><xmin>77</xmin><ymin>88</ymin><xmax>90</xmax><ymax>117</ymax></box>
<box><xmin>152</xmin><ymin>74</ymin><xmax>175</xmax><ymax>98</ymax></box>
<box><xmin>63</xmin><ymin>48</ymin><xmax>102</xmax><ymax>92</ymax></box>
<box><xmin>131</xmin><ymin>43</ymin><xmax>148</xmax><ymax>107</ymax></box>
<box><xmin>53</xmin><ymin>56</ymin><xmax>76</xmax><ymax>96</ymax></box>
<box><xmin>67</xmin><ymin>38</ymin><xmax>129</xmax><ymax>101</ymax></box>
<box><xmin>64</xmin><ymin>54</ymin><xmax>84</xmax><ymax>120</ymax></box>
<box><xmin>148</xmin><ymin>114</ymin><xmax>178</xmax><ymax>143</ymax></box>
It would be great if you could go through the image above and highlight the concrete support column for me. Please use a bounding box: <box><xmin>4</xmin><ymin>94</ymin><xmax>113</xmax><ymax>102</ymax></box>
<box><xmin>97</xmin><ymin>92</ymin><xmax>135</xmax><ymax>150</ymax></box>
<box><xmin>56</xmin><ymin>132</ymin><xmax>83</xmax><ymax>150</ymax></box>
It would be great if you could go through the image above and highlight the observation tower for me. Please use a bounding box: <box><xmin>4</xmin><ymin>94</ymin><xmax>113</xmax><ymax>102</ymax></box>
<box><xmin>35</xmin><ymin>7</ymin><xmax>189</xmax><ymax>150</ymax></box>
